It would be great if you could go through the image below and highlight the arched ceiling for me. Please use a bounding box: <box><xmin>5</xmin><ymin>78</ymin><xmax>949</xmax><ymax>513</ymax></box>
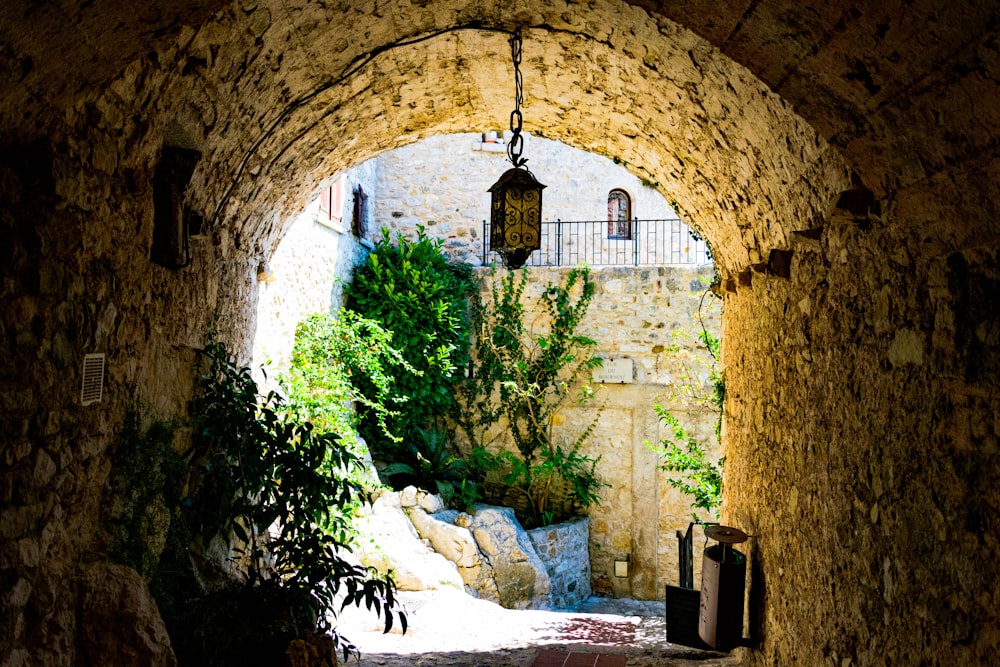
<box><xmin>2</xmin><ymin>0</ymin><xmax>997</xmax><ymax>274</ymax></box>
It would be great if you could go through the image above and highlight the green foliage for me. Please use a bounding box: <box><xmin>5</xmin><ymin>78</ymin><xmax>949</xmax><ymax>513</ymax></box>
<box><xmin>458</xmin><ymin>266</ymin><xmax>607</xmax><ymax>528</ymax></box>
<box><xmin>465</xmin><ymin>267</ymin><xmax>602</xmax><ymax>459</ymax></box>
<box><xmin>472</xmin><ymin>440</ymin><xmax>606</xmax><ymax>529</ymax></box>
<box><xmin>380</xmin><ymin>426</ymin><xmax>477</xmax><ymax>509</ymax></box>
<box><xmin>283</xmin><ymin>310</ymin><xmax>414</xmax><ymax>449</ymax></box>
<box><xmin>344</xmin><ymin>227</ymin><xmax>476</xmax><ymax>456</ymax></box>
<box><xmin>161</xmin><ymin>340</ymin><xmax>404</xmax><ymax>664</ymax></box>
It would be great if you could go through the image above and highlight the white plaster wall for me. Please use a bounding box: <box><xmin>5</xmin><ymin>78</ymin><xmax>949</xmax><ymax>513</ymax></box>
<box><xmin>252</xmin><ymin>161</ymin><xmax>377</xmax><ymax>378</ymax></box>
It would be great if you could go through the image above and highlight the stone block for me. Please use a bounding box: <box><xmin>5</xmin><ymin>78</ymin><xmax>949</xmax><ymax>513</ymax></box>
<box><xmin>527</xmin><ymin>516</ymin><xmax>592</xmax><ymax>609</ymax></box>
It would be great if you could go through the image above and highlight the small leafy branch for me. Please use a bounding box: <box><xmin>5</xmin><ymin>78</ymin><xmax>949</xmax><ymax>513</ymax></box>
<box><xmin>647</xmin><ymin>287</ymin><xmax>724</xmax><ymax>518</ymax></box>
<box><xmin>649</xmin><ymin>405</ymin><xmax>723</xmax><ymax>517</ymax></box>
<box><xmin>458</xmin><ymin>266</ymin><xmax>608</xmax><ymax>527</ymax></box>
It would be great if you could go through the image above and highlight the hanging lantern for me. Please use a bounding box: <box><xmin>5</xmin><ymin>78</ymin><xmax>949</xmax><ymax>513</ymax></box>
<box><xmin>488</xmin><ymin>28</ymin><xmax>545</xmax><ymax>270</ymax></box>
<box><xmin>489</xmin><ymin>166</ymin><xmax>545</xmax><ymax>270</ymax></box>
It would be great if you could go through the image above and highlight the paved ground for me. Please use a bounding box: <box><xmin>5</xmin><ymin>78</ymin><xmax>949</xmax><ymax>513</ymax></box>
<box><xmin>336</xmin><ymin>589</ymin><xmax>740</xmax><ymax>666</ymax></box>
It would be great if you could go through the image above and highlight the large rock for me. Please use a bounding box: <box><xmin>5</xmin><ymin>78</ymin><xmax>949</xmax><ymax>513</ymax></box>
<box><xmin>415</xmin><ymin>490</ymin><xmax>445</xmax><ymax>514</ymax></box>
<box><xmin>352</xmin><ymin>493</ymin><xmax>464</xmax><ymax>592</ymax></box>
<box><xmin>407</xmin><ymin>508</ymin><xmax>500</xmax><ymax>603</ymax></box>
<box><xmin>468</xmin><ymin>505</ymin><xmax>552</xmax><ymax>610</ymax></box>
<box><xmin>282</xmin><ymin>632</ymin><xmax>338</xmax><ymax>667</ymax></box>
<box><xmin>75</xmin><ymin>562</ymin><xmax>177</xmax><ymax>667</ymax></box>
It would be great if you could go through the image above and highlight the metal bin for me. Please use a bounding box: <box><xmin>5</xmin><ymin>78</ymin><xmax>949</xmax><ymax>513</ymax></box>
<box><xmin>697</xmin><ymin>525</ymin><xmax>747</xmax><ymax>651</ymax></box>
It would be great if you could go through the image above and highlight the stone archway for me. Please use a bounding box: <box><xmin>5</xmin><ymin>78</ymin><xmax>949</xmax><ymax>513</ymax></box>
<box><xmin>2</xmin><ymin>1</ymin><xmax>999</xmax><ymax>665</ymax></box>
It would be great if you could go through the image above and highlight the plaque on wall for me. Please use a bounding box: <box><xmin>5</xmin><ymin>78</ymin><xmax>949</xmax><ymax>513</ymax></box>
<box><xmin>594</xmin><ymin>358</ymin><xmax>634</xmax><ymax>383</ymax></box>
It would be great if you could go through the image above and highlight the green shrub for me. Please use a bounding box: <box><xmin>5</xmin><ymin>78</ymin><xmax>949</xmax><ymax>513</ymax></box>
<box><xmin>344</xmin><ymin>227</ymin><xmax>476</xmax><ymax>456</ymax></box>
<box><xmin>158</xmin><ymin>340</ymin><xmax>404</xmax><ymax>664</ymax></box>
<box><xmin>283</xmin><ymin>310</ymin><xmax>414</xmax><ymax>451</ymax></box>
<box><xmin>380</xmin><ymin>425</ymin><xmax>477</xmax><ymax>509</ymax></box>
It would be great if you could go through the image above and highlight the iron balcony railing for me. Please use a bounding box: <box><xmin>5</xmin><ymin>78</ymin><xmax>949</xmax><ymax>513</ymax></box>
<box><xmin>482</xmin><ymin>218</ymin><xmax>710</xmax><ymax>267</ymax></box>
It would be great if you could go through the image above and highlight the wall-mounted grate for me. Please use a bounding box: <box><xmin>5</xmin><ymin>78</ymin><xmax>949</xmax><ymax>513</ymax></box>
<box><xmin>81</xmin><ymin>353</ymin><xmax>105</xmax><ymax>406</ymax></box>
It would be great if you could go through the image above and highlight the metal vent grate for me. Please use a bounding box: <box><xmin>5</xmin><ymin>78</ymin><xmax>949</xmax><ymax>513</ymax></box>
<box><xmin>81</xmin><ymin>353</ymin><xmax>105</xmax><ymax>406</ymax></box>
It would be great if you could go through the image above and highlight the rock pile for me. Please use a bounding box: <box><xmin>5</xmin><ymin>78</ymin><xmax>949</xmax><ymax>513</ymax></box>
<box><xmin>352</xmin><ymin>487</ymin><xmax>592</xmax><ymax>611</ymax></box>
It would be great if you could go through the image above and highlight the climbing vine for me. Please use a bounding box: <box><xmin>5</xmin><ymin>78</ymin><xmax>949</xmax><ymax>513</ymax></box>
<box><xmin>457</xmin><ymin>266</ymin><xmax>607</xmax><ymax>528</ymax></box>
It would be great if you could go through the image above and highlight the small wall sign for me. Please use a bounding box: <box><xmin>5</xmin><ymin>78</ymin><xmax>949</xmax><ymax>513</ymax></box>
<box><xmin>594</xmin><ymin>358</ymin><xmax>634</xmax><ymax>384</ymax></box>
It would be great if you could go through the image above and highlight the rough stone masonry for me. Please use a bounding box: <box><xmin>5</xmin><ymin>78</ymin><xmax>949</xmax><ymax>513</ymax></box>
<box><xmin>1</xmin><ymin>1</ymin><xmax>999</xmax><ymax>666</ymax></box>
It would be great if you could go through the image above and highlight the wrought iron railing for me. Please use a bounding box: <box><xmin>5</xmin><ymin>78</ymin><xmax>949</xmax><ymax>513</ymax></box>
<box><xmin>481</xmin><ymin>218</ymin><xmax>710</xmax><ymax>267</ymax></box>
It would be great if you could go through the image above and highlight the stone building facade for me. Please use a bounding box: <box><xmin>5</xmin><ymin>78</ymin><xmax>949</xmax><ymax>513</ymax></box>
<box><xmin>254</xmin><ymin>133</ymin><xmax>708</xmax><ymax>375</ymax></box>
<box><xmin>2</xmin><ymin>2</ymin><xmax>999</xmax><ymax>666</ymax></box>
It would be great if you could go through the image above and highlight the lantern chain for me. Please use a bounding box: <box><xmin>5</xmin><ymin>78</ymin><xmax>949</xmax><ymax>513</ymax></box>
<box><xmin>507</xmin><ymin>28</ymin><xmax>527</xmax><ymax>168</ymax></box>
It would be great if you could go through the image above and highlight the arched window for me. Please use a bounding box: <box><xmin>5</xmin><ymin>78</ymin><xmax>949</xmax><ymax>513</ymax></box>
<box><xmin>607</xmin><ymin>189</ymin><xmax>632</xmax><ymax>239</ymax></box>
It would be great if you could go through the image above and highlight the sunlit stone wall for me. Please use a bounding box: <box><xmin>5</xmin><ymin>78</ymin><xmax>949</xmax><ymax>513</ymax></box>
<box><xmin>369</xmin><ymin>132</ymin><xmax>693</xmax><ymax>265</ymax></box>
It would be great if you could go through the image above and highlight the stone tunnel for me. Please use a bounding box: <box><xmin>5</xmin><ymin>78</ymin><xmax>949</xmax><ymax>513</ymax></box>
<box><xmin>1</xmin><ymin>0</ymin><xmax>998</xmax><ymax>664</ymax></box>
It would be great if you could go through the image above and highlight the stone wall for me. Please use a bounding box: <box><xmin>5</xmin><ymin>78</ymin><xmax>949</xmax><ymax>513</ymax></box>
<box><xmin>2</xmin><ymin>0</ymin><xmax>999</xmax><ymax>665</ymax></box>
<box><xmin>527</xmin><ymin>517</ymin><xmax>592</xmax><ymax>610</ymax></box>
<box><xmin>252</xmin><ymin>163</ymin><xmax>375</xmax><ymax>378</ymax></box>
<box><xmin>253</xmin><ymin>133</ymin><xmax>701</xmax><ymax>378</ymax></box>
<box><xmin>723</xmin><ymin>207</ymin><xmax>1000</xmax><ymax>665</ymax></box>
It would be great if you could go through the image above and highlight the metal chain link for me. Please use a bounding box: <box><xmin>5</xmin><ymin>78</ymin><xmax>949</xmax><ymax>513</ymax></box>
<box><xmin>507</xmin><ymin>28</ymin><xmax>527</xmax><ymax>167</ymax></box>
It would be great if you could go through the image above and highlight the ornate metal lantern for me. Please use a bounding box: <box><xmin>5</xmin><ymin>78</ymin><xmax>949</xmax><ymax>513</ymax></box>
<box><xmin>488</xmin><ymin>28</ymin><xmax>545</xmax><ymax>270</ymax></box>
